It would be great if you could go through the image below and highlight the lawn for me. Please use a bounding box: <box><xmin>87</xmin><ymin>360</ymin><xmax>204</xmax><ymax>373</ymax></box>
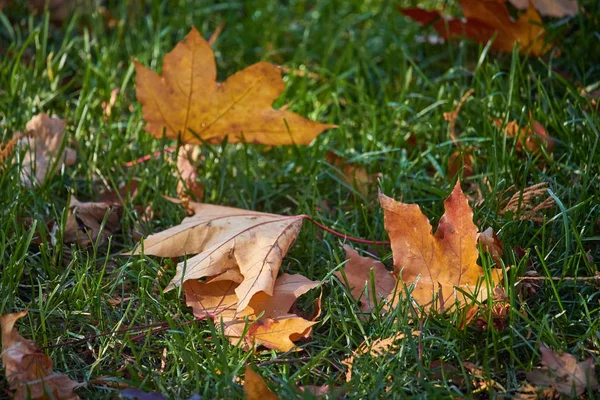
<box><xmin>1</xmin><ymin>0</ymin><xmax>599</xmax><ymax>399</ymax></box>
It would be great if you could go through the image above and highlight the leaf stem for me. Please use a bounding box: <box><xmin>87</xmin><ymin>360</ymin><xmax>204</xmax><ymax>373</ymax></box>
<box><xmin>301</xmin><ymin>215</ymin><xmax>390</xmax><ymax>246</ymax></box>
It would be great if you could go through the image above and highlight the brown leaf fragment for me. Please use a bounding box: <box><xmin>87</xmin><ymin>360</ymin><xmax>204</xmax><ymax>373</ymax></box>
<box><xmin>18</xmin><ymin>114</ymin><xmax>76</xmax><ymax>187</ymax></box>
<box><xmin>500</xmin><ymin>183</ymin><xmax>555</xmax><ymax>222</ymax></box>
<box><xmin>63</xmin><ymin>196</ymin><xmax>122</xmax><ymax>247</ymax></box>
<box><xmin>380</xmin><ymin>182</ymin><xmax>504</xmax><ymax>311</ymax></box>
<box><xmin>244</xmin><ymin>366</ymin><xmax>278</xmax><ymax>400</ymax></box>
<box><xmin>184</xmin><ymin>273</ymin><xmax>318</xmax><ymax>351</ymax></box>
<box><xmin>334</xmin><ymin>245</ymin><xmax>396</xmax><ymax>315</ymax></box>
<box><xmin>526</xmin><ymin>345</ymin><xmax>599</xmax><ymax>396</ymax></box>
<box><xmin>101</xmin><ymin>88</ymin><xmax>120</xmax><ymax>119</ymax></box>
<box><xmin>131</xmin><ymin>201</ymin><xmax>304</xmax><ymax>312</ymax></box>
<box><xmin>0</xmin><ymin>310</ymin><xmax>81</xmax><ymax>400</ymax></box>
<box><xmin>134</xmin><ymin>27</ymin><xmax>335</xmax><ymax>146</ymax></box>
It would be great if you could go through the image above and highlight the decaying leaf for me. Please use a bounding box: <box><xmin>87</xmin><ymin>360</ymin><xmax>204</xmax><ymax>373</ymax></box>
<box><xmin>500</xmin><ymin>183</ymin><xmax>555</xmax><ymax>222</ymax></box>
<box><xmin>131</xmin><ymin>201</ymin><xmax>305</xmax><ymax>312</ymax></box>
<box><xmin>63</xmin><ymin>196</ymin><xmax>123</xmax><ymax>247</ymax></box>
<box><xmin>244</xmin><ymin>366</ymin><xmax>278</xmax><ymax>400</ymax></box>
<box><xmin>0</xmin><ymin>310</ymin><xmax>81</xmax><ymax>400</ymax></box>
<box><xmin>400</xmin><ymin>1</ymin><xmax>547</xmax><ymax>56</ymax></box>
<box><xmin>134</xmin><ymin>27</ymin><xmax>335</xmax><ymax>146</ymax></box>
<box><xmin>492</xmin><ymin>117</ymin><xmax>554</xmax><ymax>155</ymax></box>
<box><xmin>185</xmin><ymin>273</ymin><xmax>318</xmax><ymax>351</ymax></box>
<box><xmin>18</xmin><ymin>113</ymin><xmax>77</xmax><ymax>187</ymax></box>
<box><xmin>326</xmin><ymin>152</ymin><xmax>377</xmax><ymax>197</ymax></box>
<box><xmin>526</xmin><ymin>345</ymin><xmax>599</xmax><ymax>396</ymax></box>
<box><xmin>509</xmin><ymin>0</ymin><xmax>578</xmax><ymax>18</ymax></box>
<box><xmin>379</xmin><ymin>182</ymin><xmax>504</xmax><ymax>311</ymax></box>
<box><xmin>334</xmin><ymin>245</ymin><xmax>397</xmax><ymax>315</ymax></box>
<box><xmin>342</xmin><ymin>331</ymin><xmax>420</xmax><ymax>382</ymax></box>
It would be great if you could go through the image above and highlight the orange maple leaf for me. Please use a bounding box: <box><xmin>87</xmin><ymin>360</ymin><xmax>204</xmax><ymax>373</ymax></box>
<box><xmin>243</xmin><ymin>367</ymin><xmax>278</xmax><ymax>400</ymax></box>
<box><xmin>379</xmin><ymin>182</ymin><xmax>504</xmax><ymax>311</ymax></box>
<box><xmin>400</xmin><ymin>1</ymin><xmax>547</xmax><ymax>56</ymax></box>
<box><xmin>134</xmin><ymin>27</ymin><xmax>335</xmax><ymax>146</ymax></box>
<box><xmin>0</xmin><ymin>310</ymin><xmax>81</xmax><ymax>400</ymax></box>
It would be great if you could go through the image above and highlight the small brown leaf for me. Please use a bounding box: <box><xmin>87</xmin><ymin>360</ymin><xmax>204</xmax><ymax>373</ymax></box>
<box><xmin>0</xmin><ymin>310</ymin><xmax>81</xmax><ymax>400</ymax></box>
<box><xmin>63</xmin><ymin>196</ymin><xmax>122</xmax><ymax>247</ymax></box>
<box><xmin>176</xmin><ymin>144</ymin><xmax>204</xmax><ymax>203</ymax></box>
<box><xmin>526</xmin><ymin>345</ymin><xmax>599</xmax><ymax>396</ymax></box>
<box><xmin>18</xmin><ymin>114</ymin><xmax>76</xmax><ymax>187</ymax></box>
<box><xmin>326</xmin><ymin>152</ymin><xmax>377</xmax><ymax>197</ymax></box>
<box><xmin>478</xmin><ymin>227</ymin><xmax>503</xmax><ymax>265</ymax></box>
<box><xmin>334</xmin><ymin>245</ymin><xmax>397</xmax><ymax>315</ymax></box>
<box><xmin>244</xmin><ymin>366</ymin><xmax>278</xmax><ymax>400</ymax></box>
<box><xmin>492</xmin><ymin>117</ymin><xmax>554</xmax><ymax>155</ymax></box>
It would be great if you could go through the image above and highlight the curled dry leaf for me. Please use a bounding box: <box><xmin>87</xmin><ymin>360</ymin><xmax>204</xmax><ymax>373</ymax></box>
<box><xmin>63</xmin><ymin>196</ymin><xmax>123</xmax><ymax>247</ymax></box>
<box><xmin>18</xmin><ymin>113</ymin><xmax>76</xmax><ymax>187</ymax></box>
<box><xmin>131</xmin><ymin>201</ymin><xmax>304</xmax><ymax>312</ymax></box>
<box><xmin>0</xmin><ymin>310</ymin><xmax>81</xmax><ymax>400</ymax></box>
<box><xmin>400</xmin><ymin>1</ymin><xmax>547</xmax><ymax>56</ymax></box>
<box><xmin>134</xmin><ymin>27</ymin><xmax>335</xmax><ymax>146</ymax></box>
<box><xmin>500</xmin><ymin>183</ymin><xmax>555</xmax><ymax>222</ymax></box>
<box><xmin>526</xmin><ymin>345</ymin><xmax>599</xmax><ymax>396</ymax></box>
<box><xmin>334</xmin><ymin>245</ymin><xmax>396</xmax><ymax>316</ymax></box>
<box><xmin>380</xmin><ymin>182</ymin><xmax>504</xmax><ymax>311</ymax></box>
<box><xmin>185</xmin><ymin>273</ymin><xmax>318</xmax><ymax>351</ymax></box>
<box><xmin>244</xmin><ymin>366</ymin><xmax>278</xmax><ymax>400</ymax></box>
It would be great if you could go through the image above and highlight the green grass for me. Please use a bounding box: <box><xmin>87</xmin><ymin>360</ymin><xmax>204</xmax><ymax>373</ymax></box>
<box><xmin>1</xmin><ymin>0</ymin><xmax>599</xmax><ymax>398</ymax></box>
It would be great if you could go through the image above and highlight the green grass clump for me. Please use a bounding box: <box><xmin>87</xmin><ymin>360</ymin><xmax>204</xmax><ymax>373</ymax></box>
<box><xmin>1</xmin><ymin>1</ymin><xmax>599</xmax><ymax>398</ymax></box>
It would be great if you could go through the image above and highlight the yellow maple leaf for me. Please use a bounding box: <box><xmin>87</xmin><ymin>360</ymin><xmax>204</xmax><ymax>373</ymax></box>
<box><xmin>134</xmin><ymin>27</ymin><xmax>335</xmax><ymax>145</ymax></box>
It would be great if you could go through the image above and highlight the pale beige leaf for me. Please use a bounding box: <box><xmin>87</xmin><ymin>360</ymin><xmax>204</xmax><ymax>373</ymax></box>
<box><xmin>132</xmin><ymin>202</ymin><xmax>304</xmax><ymax>312</ymax></box>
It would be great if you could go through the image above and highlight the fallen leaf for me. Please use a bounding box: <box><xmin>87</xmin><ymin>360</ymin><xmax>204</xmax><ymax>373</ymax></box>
<box><xmin>509</xmin><ymin>0</ymin><xmax>578</xmax><ymax>18</ymax></box>
<box><xmin>342</xmin><ymin>331</ymin><xmax>420</xmax><ymax>382</ymax></box>
<box><xmin>63</xmin><ymin>196</ymin><xmax>123</xmax><ymax>247</ymax></box>
<box><xmin>400</xmin><ymin>1</ymin><xmax>547</xmax><ymax>56</ymax></box>
<box><xmin>334</xmin><ymin>245</ymin><xmax>397</xmax><ymax>315</ymax></box>
<box><xmin>526</xmin><ymin>345</ymin><xmax>599</xmax><ymax>396</ymax></box>
<box><xmin>326</xmin><ymin>152</ymin><xmax>376</xmax><ymax>197</ymax></box>
<box><xmin>131</xmin><ymin>201</ymin><xmax>305</xmax><ymax>312</ymax></box>
<box><xmin>134</xmin><ymin>27</ymin><xmax>335</xmax><ymax>146</ymax></box>
<box><xmin>184</xmin><ymin>273</ymin><xmax>318</xmax><ymax>351</ymax></box>
<box><xmin>379</xmin><ymin>181</ymin><xmax>504</xmax><ymax>311</ymax></box>
<box><xmin>244</xmin><ymin>366</ymin><xmax>278</xmax><ymax>400</ymax></box>
<box><xmin>492</xmin><ymin>117</ymin><xmax>554</xmax><ymax>154</ymax></box>
<box><xmin>478</xmin><ymin>227</ymin><xmax>503</xmax><ymax>265</ymax></box>
<box><xmin>0</xmin><ymin>310</ymin><xmax>81</xmax><ymax>400</ymax></box>
<box><xmin>18</xmin><ymin>114</ymin><xmax>77</xmax><ymax>187</ymax></box>
<box><xmin>500</xmin><ymin>183</ymin><xmax>555</xmax><ymax>222</ymax></box>
<box><xmin>176</xmin><ymin>144</ymin><xmax>204</xmax><ymax>204</ymax></box>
